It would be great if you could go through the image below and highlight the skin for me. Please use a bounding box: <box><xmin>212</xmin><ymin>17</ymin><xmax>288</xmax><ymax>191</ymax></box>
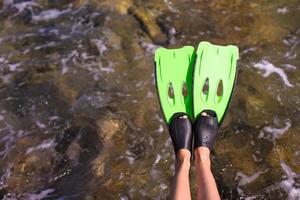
<box><xmin>170</xmin><ymin>148</ymin><xmax>220</xmax><ymax>200</ymax></box>
<box><xmin>195</xmin><ymin>147</ymin><xmax>220</xmax><ymax>200</ymax></box>
<box><xmin>170</xmin><ymin>149</ymin><xmax>192</xmax><ymax>200</ymax></box>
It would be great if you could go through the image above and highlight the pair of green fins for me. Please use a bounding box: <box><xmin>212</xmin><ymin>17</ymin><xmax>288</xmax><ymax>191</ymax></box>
<box><xmin>154</xmin><ymin>41</ymin><xmax>239</xmax><ymax>126</ymax></box>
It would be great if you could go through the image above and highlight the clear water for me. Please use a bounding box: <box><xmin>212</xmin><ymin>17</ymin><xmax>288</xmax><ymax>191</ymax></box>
<box><xmin>0</xmin><ymin>0</ymin><xmax>299</xmax><ymax>199</ymax></box>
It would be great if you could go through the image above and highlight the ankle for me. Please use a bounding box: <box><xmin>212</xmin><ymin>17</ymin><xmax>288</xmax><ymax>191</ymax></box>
<box><xmin>194</xmin><ymin>147</ymin><xmax>211</xmax><ymax>167</ymax></box>
<box><xmin>176</xmin><ymin>149</ymin><xmax>191</xmax><ymax>166</ymax></box>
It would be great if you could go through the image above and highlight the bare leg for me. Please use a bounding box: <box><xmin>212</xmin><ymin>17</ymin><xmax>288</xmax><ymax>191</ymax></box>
<box><xmin>170</xmin><ymin>149</ymin><xmax>191</xmax><ymax>200</ymax></box>
<box><xmin>195</xmin><ymin>147</ymin><xmax>220</xmax><ymax>200</ymax></box>
<box><xmin>168</xmin><ymin>114</ymin><xmax>193</xmax><ymax>200</ymax></box>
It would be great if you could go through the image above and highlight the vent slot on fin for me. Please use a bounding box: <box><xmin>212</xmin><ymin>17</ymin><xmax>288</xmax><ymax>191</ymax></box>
<box><xmin>167</xmin><ymin>82</ymin><xmax>175</xmax><ymax>106</ymax></box>
<box><xmin>217</xmin><ymin>80</ymin><xmax>223</xmax><ymax>97</ymax></box>
<box><xmin>182</xmin><ymin>82</ymin><xmax>188</xmax><ymax>97</ymax></box>
<box><xmin>168</xmin><ymin>83</ymin><xmax>174</xmax><ymax>99</ymax></box>
<box><xmin>202</xmin><ymin>78</ymin><xmax>209</xmax><ymax>95</ymax></box>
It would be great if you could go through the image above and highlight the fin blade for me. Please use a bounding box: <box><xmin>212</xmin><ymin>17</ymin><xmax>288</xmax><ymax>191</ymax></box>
<box><xmin>154</xmin><ymin>46</ymin><xmax>195</xmax><ymax>125</ymax></box>
<box><xmin>193</xmin><ymin>42</ymin><xmax>239</xmax><ymax>124</ymax></box>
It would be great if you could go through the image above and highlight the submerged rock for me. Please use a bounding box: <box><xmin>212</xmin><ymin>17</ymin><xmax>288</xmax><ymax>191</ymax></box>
<box><xmin>0</xmin><ymin>0</ymin><xmax>300</xmax><ymax>199</ymax></box>
<box><xmin>72</xmin><ymin>88</ymin><xmax>111</xmax><ymax>118</ymax></box>
<box><xmin>96</xmin><ymin>115</ymin><xmax>124</xmax><ymax>144</ymax></box>
<box><xmin>93</xmin><ymin>0</ymin><xmax>133</xmax><ymax>15</ymax></box>
<box><xmin>5</xmin><ymin>150</ymin><xmax>57</xmax><ymax>194</ymax></box>
<box><xmin>129</xmin><ymin>6</ymin><xmax>168</xmax><ymax>45</ymax></box>
<box><xmin>0</xmin><ymin>0</ymin><xmax>39</xmax><ymax>24</ymax></box>
<box><xmin>92</xmin><ymin>113</ymin><xmax>125</xmax><ymax>177</ymax></box>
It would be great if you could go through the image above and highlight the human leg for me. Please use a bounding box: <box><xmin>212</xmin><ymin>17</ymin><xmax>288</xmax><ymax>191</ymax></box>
<box><xmin>193</xmin><ymin>111</ymin><xmax>220</xmax><ymax>200</ymax></box>
<box><xmin>170</xmin><ymin>149</ymin><xmax>191</xmax><ymax>200</ymax></box>
<box><xmin>195</xmin><ymin>147</ymin><xmax>220</xmax><ymax>200</ymax></box>
<box><xmin>169</xmin><ymin>114</ymin><xmax>193</xmax><ymax>200</ymax></box>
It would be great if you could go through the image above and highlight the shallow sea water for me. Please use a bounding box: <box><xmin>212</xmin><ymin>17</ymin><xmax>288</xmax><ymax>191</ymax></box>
<box><xmin>0</xmin><ymin>0</ymin><xmax>299</xmax><ymax>199</ymax></box>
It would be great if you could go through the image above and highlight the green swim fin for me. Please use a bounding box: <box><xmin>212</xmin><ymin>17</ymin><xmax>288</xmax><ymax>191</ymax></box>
<box><xmin>193</xmin><ymin>41</ymin><xmax>239</xmax><ymax>124</ymax></box>
<box><xmin>154</xmin><ymin>46</ymin><xmax>195</xmax><ymax>125</ymax></box>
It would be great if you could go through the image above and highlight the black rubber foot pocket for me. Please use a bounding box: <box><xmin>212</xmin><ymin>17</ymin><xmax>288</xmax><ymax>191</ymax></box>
<box><xmin>169</xmin><ymin>113</ymin><xmax>193</xmax><ymax>154</ymax></box>
<box><xmin>194</xmin><ymin>110</ymin><xmax>218</xmax><ymax>150</ymax></box>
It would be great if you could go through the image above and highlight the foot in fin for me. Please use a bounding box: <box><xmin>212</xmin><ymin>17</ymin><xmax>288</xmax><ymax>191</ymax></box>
<box><xmin>169</xmin><ymin>113</ymin><xmax>193</xmax><ymax>154</ymax></box>
<box><xmin>154</xmin><ymin>46</ymin><xmax>195</xmax><ymax>125</ymax></box>
<box><xmin>194</xmin><ymin>110</ymin><xmax>218</xmax><ymax>150</ymax></box>
<box><xmin>193</xmin><ymin>41</ymin><xmax>239</xmax><ymax>125</ymax></box>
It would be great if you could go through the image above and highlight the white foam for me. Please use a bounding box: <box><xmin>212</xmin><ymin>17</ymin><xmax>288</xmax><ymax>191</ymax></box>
<box><xmin>159</xmin><ymin>183</ymin><xmax>168</xmax><ymax>190</ymax></box>
<box><xmin>277</xmin><ymin>7</ymin><xmax>289</xmax><ymax>14</ymax></box>
<box><xmin>34</xmin><ymin>41</ymin><xmax>56</xmax><ymax>50</ymax></box>
<box><xmin>149</xmin><ymin>136</ymin><xmax>154</xmax><ymax>146</ymax></box>
<box><xmin>277</xmin><ymin>95</ymin><xmax>282</xmax><ymax>104</ymax></box>
<box><xmin>0</xmin><ymin>57</ymin><xmax>5</xmax><ymax>63</ymax></box>
<box><xmin>32</xmin><ymin>9</ymin><xmax>70</xmax><ymax>22</ymax></box>
<box><xmin>259</xmin><ymin>119</ymin><xmax>291</xmax><ymax>142</ymax></box>
<box><xmin>146</xmin><ymin>91</ymin><xmax>154</xmax><ymax>98</ymax></box>
<box><xmin>163</xmin><ymin>0</ymin><xmax>179</xmax><ymax>13</ymax></box>
<box><xmin>254</xmin><ymin>60</ymin><xmax>294</xmax><ymax>87</ymax></box>
<box><xmin>120</xmin><ymin>196</ymin><xmax>129</xmax><ymax>200</ymax></box>
<box><xmin>281</xmin><ymin>64</ymin><xmax>297</xmax><ymax>70</ymax></box>
<box><xmin>240</xmin><ymin>47</ymin><xmax>257</xmax><ymax>56</ymax></box>
<box><xmin>13</xmin><ymin>1</ymin><xmax>37</xmax><ymax>12</ymax></box>
<box><xmin>280</xmin><ymin>161</ymin><xmax>300</xmax><ymax>200</ymax></box>
<box><xmin>26</xmin><ymin>139</ymin><xmax>55</xmax><ymax>154</ymax></box>
<box><xmin>24</xmin><ymin>188</ymin><xmax>55</xmax><ymax>200</ymax></box>
<box><xmin>154</xmin><ymin>154</ymin><xmax>161</xmax><ymax>165</ymax></box>
<box><xmin>157</xmin><ymin>124</ymin><xmax>164</xmax><ymax>133</ymax></box>
<box><xmin>61</xmin><ymin>50</ymin><xmax>79</xmax><ymax>74</ymax></box>
<box><xmin>38</xmin><ymin>27</ymin><xmax>59</xmax><ymax>35</ymax></box>
<box><xmin>48</xmin><ymin>116</ymin><xmax>59</xmax><ymax>121</ymax></box>
<box><xmin>236</xmin><ymin>170</ymin><xmax>268</xmax><ymax>186</ymax></box>
<box><xmin>234</xmin><ymin>26</ymin><xmax>241</xmax><ymax>31</ymax></box>
<box><xmin>125</xmin><ymin>150</ymin><xmax>135</xmax><ymax>164</ymax></box>
<box><xmin>91</xmin><ymin>39</ymin><xmax>108</xmax><ymax>55</ymax></box>
<box><xmin>252</xmin><ymin>154</ymin><xmax>262</xmax><ymax>162</ymax></box>
<box><xmin>169</xmin><ymin>27</ymin><xmax>177</xmax><ymax>44</ymax></box>
<box><xmin>284</xmin><ymin>51</ymin><xmax>297</xmax><ymax>60</ymax></box>
<box><xmin>0</xmin><ymin>123</ymin><xmax>21</xmax><ymax>158</ymax></box>
<box><xmin>35</xmin><ymin>120</ymin><xmax>47</xmax><ymax>129</ymax></box>
<box><xmin>245</xmin><ymin>196</ymin><xmax>260</xmax><ymax>200</ymax></box>
<box><xmin>140</xmin><ymin>42</ymin><xmax>160</xmax><ymax>54</ymax></box>
<box><xmin>50</xmin><ymin>169</ymin><xmax>71</xmax><ymax>182</ymax></box>
<box><xmin>100</xmin><ymin>65</ymin><xmax>114</xmax><ymax>73</ymax></box>
<box><xmin>235</xmin><ymin>170</ymin><xmax>268</xmax><ymax>198</ymax></box>
<box><xmin>0</xmin><ymin>166</ymin><xmax>12</xmax><ymax>193</ymax></box>
<box><xmin>8</xmin><ymin>63</ymin><xmax>21</xmax><ymax>71</ymax></box>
